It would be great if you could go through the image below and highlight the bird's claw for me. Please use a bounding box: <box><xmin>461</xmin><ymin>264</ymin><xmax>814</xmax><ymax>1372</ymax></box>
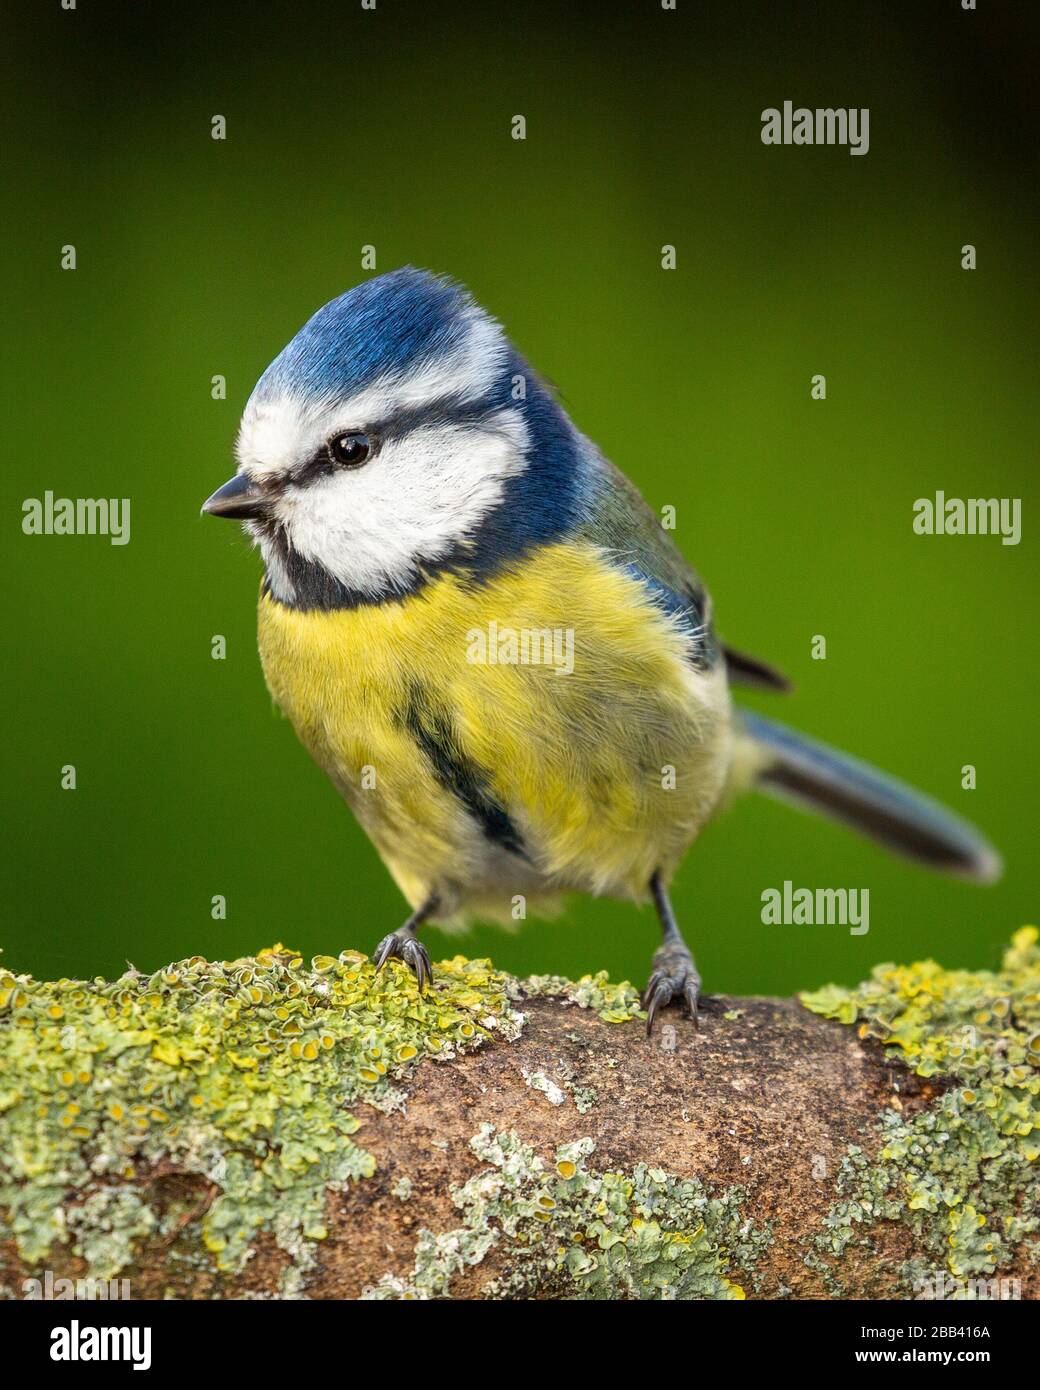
<box><xmin>372</xmin><ymin>932</ymin><xmax>433</xmax><ymax>992</ymax></box>
<box><xmin>642</xmin><ymin>944</ymin><xmax>700</xmax><ymax>1037</ymax></box>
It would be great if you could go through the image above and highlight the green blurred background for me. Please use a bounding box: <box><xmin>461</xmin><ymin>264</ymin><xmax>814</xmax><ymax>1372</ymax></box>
<box><xmin>3</xmin><ymin>1</ymin><xmax>1036</xmax><ymax>993</ymax></box>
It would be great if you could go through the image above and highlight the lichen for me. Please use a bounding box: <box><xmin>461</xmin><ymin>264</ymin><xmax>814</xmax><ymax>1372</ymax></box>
<box><xmin>571</xmin><ymin>1086</ymin><xmax>597</xmax><ymax>1114</ymax></box>
<box><xmin>801</xmin><ymin>926</ymin><xmax>1040</xmax><ymax>1297</ymax></box>
<box><xmin>65</xmin><ymin>1188</ymin><xmax>157</xmax><ymax>1281</ymax></box>
<box><xmin>522</xmin><ymin>1071</ymin><xmax>567</xmax><ymax>1106</ymax></box>
<box><xmin>526</xmin><ymin>1059</ymin><xmax>598</xmax><ymax>1114</ymax></box>
<box><xmin>0</xmin><ymin>945</ymin><xmax>521</xmax><ymax>1276</ymax></box>
<box><xmin>363</xmin><ymin>1125</ymin><xmax>769</xmax><ymax>1300</ymax></box>
<box><xmin>521</xmin><ymin>970</ymin><xmax>643</xmax><ymax>1023</ymax></box>
<box><xmin>7</xmin><ymin>929</ymin><xmax>1035</xmax><ymax>1300</ymax></box>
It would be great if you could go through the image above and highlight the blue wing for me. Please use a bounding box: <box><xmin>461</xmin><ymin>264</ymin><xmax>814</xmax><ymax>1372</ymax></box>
<box><xmin>578</xmin><ymin>453</ymin><xmax>788</xmax><ymax>686</ymax></box>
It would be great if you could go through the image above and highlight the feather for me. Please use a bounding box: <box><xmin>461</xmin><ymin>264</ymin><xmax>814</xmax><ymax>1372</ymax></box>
<box><xmin>722</xmin><ymin>644</ymin><xmax>792</xmax><ymax>692</ymax></box>
<box><xmin>739</xmin><ymin>710</ymin><xmax>1001</xmax><ymax>881</ymax></box>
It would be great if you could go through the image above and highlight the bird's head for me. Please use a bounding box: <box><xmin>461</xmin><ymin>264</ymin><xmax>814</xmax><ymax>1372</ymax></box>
<box><xmin>202</xmin><ymin>267</ymin><xmax>585</xmax><ymax>608</ymax></box>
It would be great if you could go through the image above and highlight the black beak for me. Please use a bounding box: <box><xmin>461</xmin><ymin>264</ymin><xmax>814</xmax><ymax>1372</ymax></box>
<box><xmin>201</xmin><ymin>473</ymin><xmax>268</xmax><ymax>521</ymax></box>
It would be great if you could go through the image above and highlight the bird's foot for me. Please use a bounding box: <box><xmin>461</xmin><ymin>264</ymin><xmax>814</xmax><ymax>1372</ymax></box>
<box><xmin>372</xmin><ymin>930</ymin><xmax>433</xmax><ymax>992</ymax></box>
<box><xmin>642</xmin><ymin>942</ymin><xmax>700</xmax><ymax>1036</ymax></box>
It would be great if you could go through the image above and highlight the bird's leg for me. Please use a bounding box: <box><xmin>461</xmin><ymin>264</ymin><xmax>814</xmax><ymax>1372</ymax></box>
<box><xmin>642</xmin><ymin>871</ymin><xmax>701</xmax><ymax>1036</ymax></box>
<box><xmin>372</xmin><ymin>894</ymin><xmax>439</xmax><ymax>992</ymax></box>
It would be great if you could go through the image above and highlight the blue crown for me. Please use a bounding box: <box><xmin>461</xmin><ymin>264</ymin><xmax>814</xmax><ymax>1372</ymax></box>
<box><xmin>254</xmin><ymin>267</ymin><xmax>482</xmax><ymax>402</ymax></box>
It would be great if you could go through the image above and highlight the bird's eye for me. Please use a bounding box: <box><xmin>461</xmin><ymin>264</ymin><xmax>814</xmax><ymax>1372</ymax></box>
<box><xmin>328</xmin><ymin>432</ymin><xmax>372</xmax><ymax>468</ymax></box>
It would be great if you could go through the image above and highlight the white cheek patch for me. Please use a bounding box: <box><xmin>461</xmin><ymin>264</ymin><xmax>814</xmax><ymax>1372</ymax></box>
<box><xmin>274</xmin><ymin>410</ymin><xmax>528</xmax><ymax>597</ymax></box>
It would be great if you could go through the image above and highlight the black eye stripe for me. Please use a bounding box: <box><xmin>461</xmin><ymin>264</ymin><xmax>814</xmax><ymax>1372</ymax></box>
<box><xmin>291</xmin><ymin>454</ymin><xmax>337</xmax><ymax>487</ymax></box>
<box><xmin>289</xmin><ymin>434</ymin><xmax>372</xmax><ymax>487</ymax></box>
<box><xmin>372</xmin><ymin>394</ymin><xmax>508</xmax><ymax>437</ymax></box>
<box><xmin>284</xmin><ymin>391</ymin><xmax>515</xmax><ymax>490</ymax></box>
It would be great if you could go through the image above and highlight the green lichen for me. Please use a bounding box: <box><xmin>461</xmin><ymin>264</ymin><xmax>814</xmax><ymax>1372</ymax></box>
<box><xmin>522</xmin><ymin>1056</ymin><xmax>599</xmax><ymax>1113</ymax></box>
<box><xmin>363</xmin><ymin>1125</ymin><xmax>768</xmax><ymax>1300</ymax></box>
<box><xmin>65</xmin><ymin>1188</ymin><xmax>157</xmax><ymax>1280</ymax></box>
<box><xmin>522</xmin><ymin>1070</ymin><xmax>568</xmax><ymax>1106</ymax></box>
<box><xmin>521</xmin><ymin>970</ymin><xmax>643</xmax><ymax>1023</ymax></box>
<box><xmin>801</xmin><ymin>926</ymin><xmax>1040</xmax><ymax>1297</ymax></box>
<box><xmin>570</xmin><ymin>1084</ymin><xmax>598</xmax><ymax>1115</ymax></box>
<box><xmin>0</xmin><ymin>945</ymin><xmax>521</xmax><ymax>1276</ymax></box>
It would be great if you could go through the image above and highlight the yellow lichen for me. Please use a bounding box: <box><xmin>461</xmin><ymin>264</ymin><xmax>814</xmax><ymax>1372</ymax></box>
<box><xmin>0</xmin><ymin>945</ymin><xmax>522</xmax><ymax>1276</ymax></box>
<box><xmin>802</xmin><ymin>927</ymin><xmax>1040</xmax><ymax>1296</ymax></box>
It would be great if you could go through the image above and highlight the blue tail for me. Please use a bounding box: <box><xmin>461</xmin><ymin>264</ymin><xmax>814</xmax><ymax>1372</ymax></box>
<box><xmin>740</xmin><ymin>710</ymin><xmax>1002</xmax><ymax>882</ymax></box>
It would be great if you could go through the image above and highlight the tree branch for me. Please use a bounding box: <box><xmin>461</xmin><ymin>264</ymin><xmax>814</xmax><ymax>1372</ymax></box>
<box><xmin>1</xmin><ymin>932</ymin><xmax>1037</xmax><ymax>1300</ymax></box>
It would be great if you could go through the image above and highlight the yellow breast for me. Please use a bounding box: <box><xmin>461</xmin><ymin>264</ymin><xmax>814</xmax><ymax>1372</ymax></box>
<box><xmin>257</xmin><ymin>541</ymin><xmax>732</xmax><ymax>923</ymax></box>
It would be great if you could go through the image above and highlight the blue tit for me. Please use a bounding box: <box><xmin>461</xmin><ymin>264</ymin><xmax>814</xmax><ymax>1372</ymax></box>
<box><xmin>202</xmin><ymin>267</ymin><xmax>1000</xmax><ymax>1032</ymax></box>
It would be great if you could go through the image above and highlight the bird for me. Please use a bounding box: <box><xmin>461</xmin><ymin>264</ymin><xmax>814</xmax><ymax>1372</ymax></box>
<box><xmin>202</xmin><ymin>267</ymin><xmax>1001</xmax><ymax>1033</ymax></box>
